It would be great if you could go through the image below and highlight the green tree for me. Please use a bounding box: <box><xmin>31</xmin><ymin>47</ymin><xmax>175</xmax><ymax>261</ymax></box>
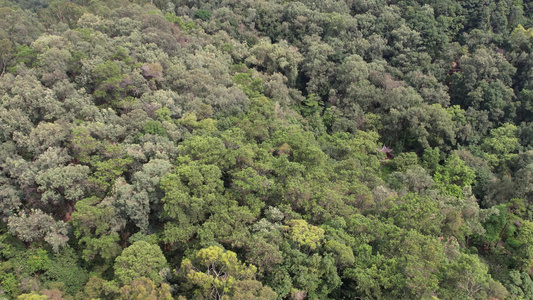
<box><xmin>91</xmin><ymin>60</ymin><xmax>125</xmax><ymax>106</ymax></box>
<box><xmin>36</xmin><ymin>164</ymin><xmax>89</xmax><ymax>205</ymax></box>
<box><xmin>118</xmin><ymin>277</ymin><xmax>172</xmax><ymax>300</ymax></box>
<box><xmin>0</xmin><ymin>37</ymin><xmax>14</xmax><ymax>78</ymax></box>
<box><xmin>441</xmin><ymin>253</ymin><xmax>508</xmax><ymax>299</ymax></box>
<box><xmin>114</xmin><ymin>241</ymin><xmax>168</xmax><ymax>285</ymax></box>
<box><xmin>283</xmin><ymin>219</ymin><xmax>325</xmax><ymax>251</ymax></box>
<box><xmin>226</xmin><ymin>280</ymin><xmax>277</xmax><ymax>300</ymax></box>
<box><xmin>70</xmin><ymin>197</ymin><xmax>123</xmax><ymax>264</ymax></box>
<box><xmin>505</xmin><ymin>270</ymin><xmax>533</xmax><ymax>299</ymax></box>
<box><xmin>245</xmin><ymin>39</ymin><xmax>303</xmax><ymax>86</ymax></box>
<box><xmin>386</xmin><ymin>193</ymin><xmax>444</xmax><ymax>236</ymax></box>
<box><xmin>8</xmin><ymin>209</ymin><xmax>69</xmax><ymax>252</ymax></box>
<box><xmin>434</xmin><ymin>153</ymin><xmax>476</xmax><ymax>198</ymax></box>
<box><xmin>194</xmin><ymin>10</ymin><xmax>211</xmax><ymax>21</ymax></box>
<box><xmin>160</xmin><ymin>160</ymin><xmax>225</xmax><ymax>245</ymax></box>
<box><xmin>45</xmin><ymin>248</ymin><xmax>89</xmax><ymax>296</ymax></box>
<box><xmin>17</xmin><ymin>292</ymin><xmax>48</xmax><ymax>300</ymax></box>
<box><xmin>480</xmin><ymin>123</ymin><xmax>519</xmax><ymax>170</ymax></box>
<box><xmin>180</xmin><ymin>246</ymin><xmax>258</xmax><ymax>299</ymax></box>
<box><xmin>516</xmin><ymin>220</ymin><xmax>533</xmax><ymax>270</ymax></box>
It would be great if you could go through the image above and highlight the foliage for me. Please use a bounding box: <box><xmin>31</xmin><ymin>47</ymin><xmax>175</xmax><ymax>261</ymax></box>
<box><xmin>283</xmin><ymin>219</ymin><xmax>324</xmax><ymax>251</ymax></box>
<box><xmin>1</xmin><ymin>0</ymin><xmax>533</xmax><ymax>298</ymax></box>
<box><xmin>7</xmin><ymin>209</ymin><xmax>69</xmax><ymax>253</ymax></box>
<box><xmin>114</xmin><ymin>241</ymin><xmax>168</xmax><ymax>285</ymax></box>
<box><xmin>180</xmin><ymin>246</ymin><xmax>260</xmax><ymax>299</ymax></box>
<box><xmin>118</xmin><ymin>277</ymin><xmax>172</xmax><ymax>300</ymax></box>
<box><xmin>434</xmin><ymin>153</ymin><xmax>476</xmax><ymax>198</ymax></box>
<box><xmin>193</xmin><ymin>10</ymin><xmax>211</xmax><ymax>21</ymax></box>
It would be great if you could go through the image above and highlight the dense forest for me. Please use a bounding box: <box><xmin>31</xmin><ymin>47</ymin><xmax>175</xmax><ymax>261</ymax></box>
<box><xmin>4</xmin><ymin>0</ymin><xmax>533</xmax><ymax>299</ymax></box>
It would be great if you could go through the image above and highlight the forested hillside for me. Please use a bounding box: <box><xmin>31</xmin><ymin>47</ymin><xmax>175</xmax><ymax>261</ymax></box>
<box><xmin>2</xmin><ymin>0</ymin><xmax>533</xmax><ymax>299</ymax></box>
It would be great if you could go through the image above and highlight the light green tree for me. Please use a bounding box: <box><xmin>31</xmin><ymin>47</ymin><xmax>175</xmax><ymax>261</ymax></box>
<box><xmin>114</xmin><ymin>241</ymin><xmax>168</xmax><ymax>285</ymax></box>
<box><xmin>283</xmin><ymin>219</ymin><xmax>325</xmax><ymax>251</ymax></box>
<box><xmin>180</xmin><ymin>246</ymin><xmax>258</xmax><ymax>299</ymax></box>
<box><xmin>118</xmin><ymin>277</ymin><xmax>172</xmax><ymax>300</ymax></box>
<box><xmin>434</xmin><ymin>153</ymin><xmax>476</xmax><ymax>198</ymax></box>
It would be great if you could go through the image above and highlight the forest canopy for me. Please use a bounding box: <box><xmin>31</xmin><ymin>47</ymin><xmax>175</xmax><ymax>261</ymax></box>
<box><xmin>2</xmin><ymin>0</ymin><xmax>533</xmax><ymax>299</ymax></box>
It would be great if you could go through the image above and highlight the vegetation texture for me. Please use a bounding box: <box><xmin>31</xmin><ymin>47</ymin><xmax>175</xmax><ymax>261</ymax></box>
<box><xmin>2</xmin><ymin>0</ymin><xmax>533</xmax><ymax>299</ymax></box>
